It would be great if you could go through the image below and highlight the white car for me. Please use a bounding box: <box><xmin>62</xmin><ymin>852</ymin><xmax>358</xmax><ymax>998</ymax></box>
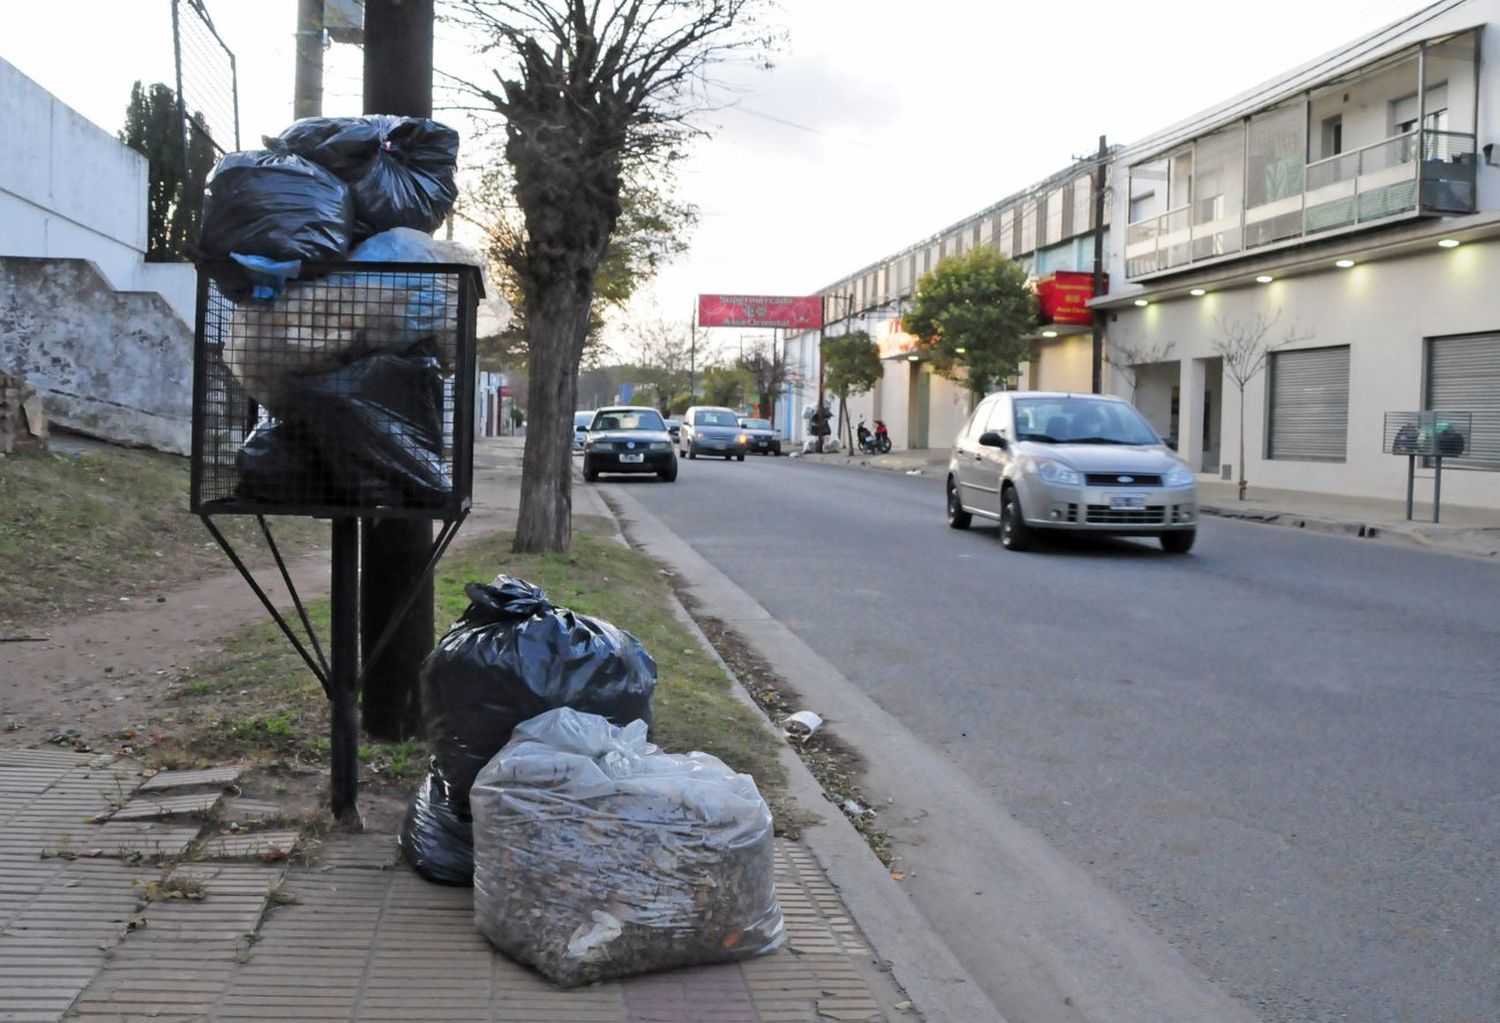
<box><xmin>572</xmin><ymin>410</ymin><xmax>593</xmax><ymax>454</ymax></box>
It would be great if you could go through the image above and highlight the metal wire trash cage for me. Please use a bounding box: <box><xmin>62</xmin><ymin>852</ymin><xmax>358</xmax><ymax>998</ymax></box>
<box><xmin>190</xmin><ymin>260</ymin><xmax>480</xmax><ymax>520</ymax></box>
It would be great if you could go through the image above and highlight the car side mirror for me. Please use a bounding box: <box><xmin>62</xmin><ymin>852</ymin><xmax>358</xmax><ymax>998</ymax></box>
<box><xmin>978</xmin><ymin>431</ymin><xmax>1008</xmax><ymax>450</ymax></box>
<box><xmin>1162</xmin><ymin>436</ymin><xmax>1177</xmax><ymax>451</ymax></box>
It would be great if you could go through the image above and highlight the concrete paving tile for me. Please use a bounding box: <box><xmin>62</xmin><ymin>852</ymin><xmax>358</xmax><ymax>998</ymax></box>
<box><xmin>195</xmin><ymin>830</ymin><xmax>300</xmax><ymax>860</ymax></box>
<box><xmin>137</xmin><ymin>766</ymin><xmax>243</xmax><ymax>792</ymax></box>
<box><xmin>108</xmin><ymin>791</ymin><xmax>222</xmax><ymax>821</ymax></box>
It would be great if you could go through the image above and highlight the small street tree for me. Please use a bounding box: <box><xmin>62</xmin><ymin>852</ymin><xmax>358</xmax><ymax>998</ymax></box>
<box><xmin>452</xmin><ymin>0</ymin><xmax>777</xmax><ymax>554</ymax></box>
<box><xmin>1105</xmin><ymin>333</ymin><xmax>1176</xmax><ymax>403</ymax></box>
<box><xmin>821</xmin><ymin>330</ymin><xmax>882</xmax><ymax>453</ymax></box>
<box><xmin>901</xmin><ymin>247</ymin><xmax>1037</xmax><ymax>400</ymax></box>
<box><xmin>119</xmin><ymin>82</ymin><xmax>216</xmax><ymax>261</ymax></box>
<box><xmin>737</xmin><ymin>336</ymin><xmax>789</xmax><ymax>422</ymax></box>
<box><xmin>1211</xmin><ymin>310</ymin><xmax>1313</xmax><ymax>500</ymax></box>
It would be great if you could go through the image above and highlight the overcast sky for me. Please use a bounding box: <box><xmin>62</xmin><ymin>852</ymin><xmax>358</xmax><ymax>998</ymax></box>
<box><xmin>5</xmin><ymin>0</ymin><xmax>1437</xmax><ymax>361</ymax></box>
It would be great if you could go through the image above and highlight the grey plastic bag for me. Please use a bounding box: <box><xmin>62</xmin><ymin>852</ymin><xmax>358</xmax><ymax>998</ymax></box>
<box><xmin>471</xmin><ymin>708</ymin><xmax>784</xmax><ymax>987</ymax></box>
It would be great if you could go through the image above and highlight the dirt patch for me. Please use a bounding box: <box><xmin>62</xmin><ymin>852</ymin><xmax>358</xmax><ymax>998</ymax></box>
<box><xmin>0</xmin><ymin>442</ymin><xmax>326</xmax><ymax>631</ymax></box>
<box><xmin>679</xmin><ymin>597</ymin><xmax>893</xmax><ymax>866</ymax></box>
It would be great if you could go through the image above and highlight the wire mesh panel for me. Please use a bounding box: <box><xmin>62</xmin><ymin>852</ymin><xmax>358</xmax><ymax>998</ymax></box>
<box><xmin>1382</xmin><ymin>410</ymin><xmax>1473</xmax><ymax>457</ymax></box>
<box><xmin>192</xmin><ymin>261</ymin><xmax>479</xmax><ymax>519</ymax></box>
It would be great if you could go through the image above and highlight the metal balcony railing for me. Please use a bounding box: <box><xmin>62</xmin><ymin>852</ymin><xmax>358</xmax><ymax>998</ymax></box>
<box><xmin>1124</xmin><ymin>129</ymin><xmax>1477</xmax><ymax>278</ymax></box>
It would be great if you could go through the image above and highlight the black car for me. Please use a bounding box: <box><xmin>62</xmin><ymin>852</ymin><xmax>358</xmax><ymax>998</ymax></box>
<box><xmin>581</xmin><ymin>406</ymin><xmax>678</xmax><ymax>482</ymax></box>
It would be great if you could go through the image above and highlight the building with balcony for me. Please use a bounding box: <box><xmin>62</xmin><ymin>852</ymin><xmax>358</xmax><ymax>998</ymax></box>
<box><xmin>782</xmin><ymin>156</ymin><xmax>1111</xmax><ymax>450</ymax></box>
<box><xmin>1100</xmin><ymin>0</ymin><xmax>1500</xmax><ymax>508</ymax></box>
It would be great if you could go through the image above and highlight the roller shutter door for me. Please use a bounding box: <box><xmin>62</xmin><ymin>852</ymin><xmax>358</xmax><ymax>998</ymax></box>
<box><xmin>1427</xmin><ymin>334</ymin><xmax>1500</xmax><ymax>470</ymax></box>
<box><xmin>1268</xmin><ymin>346</ymin><xmax>1350</xmax><ymax>461</ymax></box>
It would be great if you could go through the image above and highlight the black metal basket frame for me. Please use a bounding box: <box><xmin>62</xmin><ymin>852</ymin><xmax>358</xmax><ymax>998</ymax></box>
<box><xmin>187</xmin><ymin>258</ymin><xmax>484</xmax><ymax>824</ymax></box>
<box><xmin>189</xmin><ymin>259</ymin><xmax>481</xmax><ymax>522</ymax></box>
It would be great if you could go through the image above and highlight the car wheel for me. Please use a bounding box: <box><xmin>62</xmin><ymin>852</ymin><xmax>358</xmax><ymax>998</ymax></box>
<box><xmin>688</xmin><ymin>446</ymin><xmax>697</xmax><ymax>460</ymax></box>
<box><xmin>1160</xmin><ymin>529</ymin><xmax>1196</xmax><ymax>554</ymax></box>
<box><xmin>946</xmin><ymin>477</ymin><xmax>972</xmax><ymax>530</ymax></box>
<box><xmin>736</xmin><ymin>453</ymin><xmax>746</xmax><ymax>462</ymax></box>
<box><xmin>999</xmin><ymin>487</ymin><xmax>1033</xmax><ymax>551</ymax></box>
<box><xmin>658</xmin><ymin>459</ymin><xmax>678</xmax><ymax>483</ymax></box>
<box><xmin>582</xmin><ymin>458</ymin><xmax>599</xmax><ymax>483</ymax></box>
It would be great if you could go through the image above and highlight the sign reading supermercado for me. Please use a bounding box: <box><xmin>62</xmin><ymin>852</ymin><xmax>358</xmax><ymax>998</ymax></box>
<box><xmin>698</xmin><ymin>294</ymin><xmax>824</xmax><ymax>330</ymax></box>
<box><xmin>1035</xmin><ymin>271</ymin><xmax>1104</xmax><ymax>326</ymax></box>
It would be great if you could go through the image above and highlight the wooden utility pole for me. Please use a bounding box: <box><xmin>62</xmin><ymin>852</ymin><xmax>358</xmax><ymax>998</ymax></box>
<box><xmin>1090</xmin><ymin>134</ymin><xmax>1108</xmax><ymax>394</ymax></box>
<box><xmin>293</xmin><ymin>0</ymin><xmax>323</xmax><ymax>120</ymax></box>
<box><xmin>359</xmin><ymin>0</ymin><xmax>436</xmax><ymax>741</ymax></box>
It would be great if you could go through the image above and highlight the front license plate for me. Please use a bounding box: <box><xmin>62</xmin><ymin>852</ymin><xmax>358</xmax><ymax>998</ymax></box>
<box><xmin>1108</xmin><ymin>493</ymin><xmax>1147</xmax><ymax>510</ymax></box>
<box><xmin>619</xmin><ymin>453</ymin><xmax>644</xmax><ymax>463</ymax></box>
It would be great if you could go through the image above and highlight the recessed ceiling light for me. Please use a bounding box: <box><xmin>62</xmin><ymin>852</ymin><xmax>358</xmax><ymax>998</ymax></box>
<box><xmin>1438</xmin><ymin>238</ymin><xmax>1461</xmax><ymax>248</ymax></box>
<box><xmin>1335</xmin><ymin>259</ymin><xmax>1356</xmax><ymax>269</ymax></box>
<box><xmin>1256</xmin><ymin>275</ymin><xmax>1274</xmax><ymax>284</ymax></box>
<box><xmin>1040</xmin><ymin>330</ymin><xmax>1058</xmax><ymax>338</ymax></box>
<box><xmin>1133</xmin><ymin>298</ymin><xmax>1149</xmax><ymax>307</ymax></box>
<box><xmin>1189</xmin><ymin>288</ymin><xmax>1207</xmax><ymax>297</ymax></box>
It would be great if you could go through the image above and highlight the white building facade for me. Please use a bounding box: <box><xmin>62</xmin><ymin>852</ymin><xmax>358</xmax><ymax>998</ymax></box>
<box><xmin>784</xmin><ymin>0</ymin><xmax>1500</xmax><ymax>511</ymax></box>
<box><xmin>1100</xmin><ymin>0</ymin><xmax>1500</xmax><ymax>509</ymax></box>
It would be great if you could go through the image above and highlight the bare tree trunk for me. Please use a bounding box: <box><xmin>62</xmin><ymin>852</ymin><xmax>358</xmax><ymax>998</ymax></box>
<box><xmin>1237</xmin><ymin>383</ymin><xmax>1247</xmax><ymax>501</ymax></box>
<box><xmin>513</xmin><ymin>291</ymin><xmax>587</xmax><ymax>553</ymax></box>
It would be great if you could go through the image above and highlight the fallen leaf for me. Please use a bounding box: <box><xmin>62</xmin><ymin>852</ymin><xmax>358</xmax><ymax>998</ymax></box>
<box><xmin>890</xmin><ymin>870</ymin><xmax>906</xmax><ymax>881</ymax></box>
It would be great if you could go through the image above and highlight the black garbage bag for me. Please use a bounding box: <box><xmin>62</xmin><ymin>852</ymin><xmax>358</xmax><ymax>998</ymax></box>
<box><xmin>285</xmin><ymin>352</ymin><xmax>451</xmax><ymax>508</ymax></box>
<box><xmin>421</xmin><ymin>576</ymin><xmax>657</xmax><ymax>816</ymax></box>
<box><xmin>399</xmin><ymin>771</ymin><xmax>475</xmax><ymax>886</ymax></box>
<box><xmin>234</xmin><ymin>418</ymin><xmax>339</xmax><ymax>505</ymax></box>
<box><xmin>273</xmin><ymin>115</ymin><xmax>460</xmax><ymax>237</ymax></box>
<box><xmin>198</xmin><ymin>149</ymin><xmax>354</xmax><ymax>263</ymax></box>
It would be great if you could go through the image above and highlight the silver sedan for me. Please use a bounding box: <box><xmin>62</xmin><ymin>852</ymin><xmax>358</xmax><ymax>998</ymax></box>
<box><xmin>946</xmin><ymin>391</ymin><xmax>1198</xmax><ymax>553</ymax></box>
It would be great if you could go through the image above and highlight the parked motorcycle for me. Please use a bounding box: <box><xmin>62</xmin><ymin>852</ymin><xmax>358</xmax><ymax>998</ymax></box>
<box><xmin>856</xmin><ymin>418</ymin><xmax>892</xmax><ymax>454</ymax></box>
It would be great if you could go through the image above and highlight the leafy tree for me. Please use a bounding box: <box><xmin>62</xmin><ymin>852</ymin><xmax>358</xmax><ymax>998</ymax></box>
<box><xmin>737</xmin><ymin>336</ymin><xmax>789</xmax><ymax>422</ymax></box>
<box><xmin>821</xmin><ymin>330</ymin><xmax>882</xmax><ymax>452</ymax></box>
<box><xmin>451</xmin><ymin>0</ymin><xmax>777</xmax><ymax>554</ymax></box>
<box><xmin>901</xmin><ymin>247</ymin><xmax>1037</xmax><ymax>399</ymax></box>
<box><xmin>466</xmin><ymin>153</ymin><xmax>696</xmax><ymax>373</ymax></box>
<box><xmin>700</xmin><ymin>364</ymin><xmax>752</xmax><ymax>408</ymax></box>
<box><xmin>118</xmin><ymin>82</ymin><xmax>216</xmax><ymax>261</ymax></box>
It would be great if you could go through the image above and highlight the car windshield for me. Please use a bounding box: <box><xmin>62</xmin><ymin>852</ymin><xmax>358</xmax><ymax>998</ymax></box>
<box><xmin>1013</xmin><ymin>398</ymin><xmax>1159</xmax><ymax>445</ymax></box>
<box><xmin>694</xmin><ymin>410</ymin><xmax>739</xmax><ymax>427</ymax></box>
<box><xmin>573</xmin><ymin>412</ymin><xmax>592</xmax><ymax>428</ymax></box>
<box><xmin>740</xmin><ymin>419</ymin><xmax>771</xmax><ymax>430</ymax></box>
<box><xmin>592</xmin><ymin>410</ymin><xmax>666</xmax><ymax>432</ymax></box>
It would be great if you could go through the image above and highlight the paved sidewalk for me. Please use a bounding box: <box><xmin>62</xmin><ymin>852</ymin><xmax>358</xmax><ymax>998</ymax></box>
<box><xmin>0</xmin><ymin>435</ymin><xmax>909</xmax><ymax>1023</ymax></box>
<box><xmin>797</xmin><ymin>445</ymin><xmax>1500</xmax><ymax>559</ymax></box>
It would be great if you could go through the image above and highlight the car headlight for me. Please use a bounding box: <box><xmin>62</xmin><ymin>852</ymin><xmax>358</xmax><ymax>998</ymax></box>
<box><xmin>694</xmin><ymin>431</ymin><xmax>705</xmax><ymax>440</ymax></box>
<box><xmin>650</xmin><ymin>442</ymin><xmax>669</xmax><ymax>451</ymax></box>
<box><xmin>737</xmin><ymin>434</ymin><xmax>748</xmax><ymax>444</ymax></box>
<box><xmin>1036</xmin><ymin>460</ymin><xmax>1083</xmax><ymax>486</ymax></box>
<box><xmin>1164</xmin><ymin>465</ymin><xmax>1195</xmax><ymax>487</ymax></box>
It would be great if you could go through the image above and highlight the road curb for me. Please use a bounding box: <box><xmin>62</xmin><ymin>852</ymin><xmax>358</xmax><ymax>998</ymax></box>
<box><xmin>596</xmin><ymin>487</ymin><xmax>1007</xmax><ymax>1023</ymax></box>
<box><xmin>1198</xmin><ymin>503</ymin><xmax>1498</xmax><ymax>558</ymax></box>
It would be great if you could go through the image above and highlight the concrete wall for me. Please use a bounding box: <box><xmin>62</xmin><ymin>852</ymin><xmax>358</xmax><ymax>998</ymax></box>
<box><xmin>0</xmin><ymin>257</ymin><xmax>192</xmax><ymax>453</ymax></box>
<box><xmin>0</xmin><ymin>57</ymin><xmax>194</xmax><ymax>324</ymax></box>
<box><xmin>1109</xmin><ymin>237</ymin><xmax>1500</xmax><ymax>507</ymax></box>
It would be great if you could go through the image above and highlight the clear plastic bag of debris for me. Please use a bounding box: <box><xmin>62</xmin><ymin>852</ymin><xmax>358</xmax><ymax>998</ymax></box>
<box><xmin>471</xmin><ymin>708</ymin><xmax>784</xmax><ymax>988</ymax></box>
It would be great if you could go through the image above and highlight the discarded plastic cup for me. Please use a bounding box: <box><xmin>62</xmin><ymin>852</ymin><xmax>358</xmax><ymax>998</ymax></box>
<box><xmin>782</xmin><ymin>710</ymin><xmax>823</xmax><ymax>742</ymax></box>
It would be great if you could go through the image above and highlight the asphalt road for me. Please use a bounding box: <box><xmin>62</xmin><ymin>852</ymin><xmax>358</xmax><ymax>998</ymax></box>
<box><xmin>607</xmin><ymin>452</ymin><xmax>1500</xmax><ymax>1023</ymax></box>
